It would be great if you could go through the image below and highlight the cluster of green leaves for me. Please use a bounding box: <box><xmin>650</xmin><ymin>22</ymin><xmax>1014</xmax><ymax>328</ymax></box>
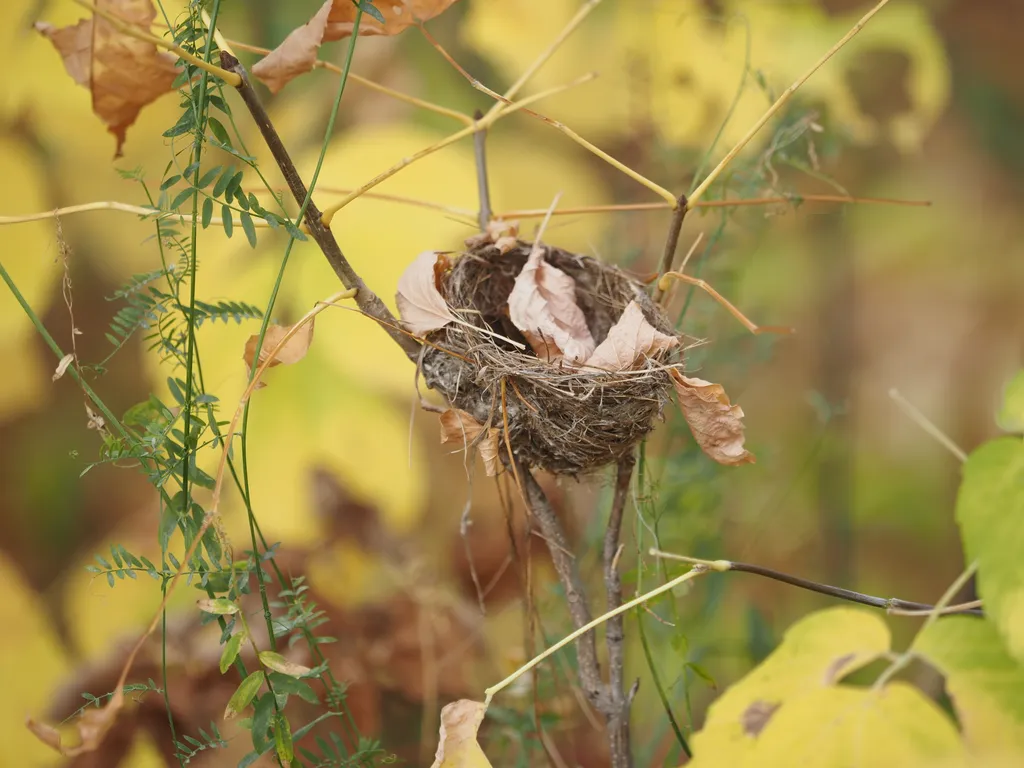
<box><xmin>680</xmin><ymin>371</ymin><xmax>1024</xmax><ymax>767</ymax></box>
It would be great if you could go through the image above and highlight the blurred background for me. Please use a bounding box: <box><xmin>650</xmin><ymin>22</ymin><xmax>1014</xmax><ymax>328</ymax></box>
<box><xmin>0</xmin><ymin>0</ymin><xmax>1021</xmax><ymax>765</ymax></box>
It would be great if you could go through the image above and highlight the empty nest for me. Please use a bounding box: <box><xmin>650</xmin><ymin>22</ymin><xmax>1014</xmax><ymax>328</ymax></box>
<box><xmin>420</xmin><ymin>240</ymin><xmax>681</xmax><ymax>475</ymax></box>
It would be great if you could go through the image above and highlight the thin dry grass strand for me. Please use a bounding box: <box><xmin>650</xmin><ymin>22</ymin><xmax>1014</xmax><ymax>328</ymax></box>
<box><xmin>658</xmin><ymin>270</ymin><xmax>795</xmax><ymax>336</ymax></box>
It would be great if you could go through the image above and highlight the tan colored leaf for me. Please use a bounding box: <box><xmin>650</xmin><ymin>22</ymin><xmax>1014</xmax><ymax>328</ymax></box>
<box><xmin>53</xmin><ymin>353</ymin><xmax>75</xmax><ymax>381</ymax></box>
<box><xmin>396</xmin><ymin>250</ymin><xmax>457</xmax><ymax>336</ymax></box>
<box><xmin>243</xmin><ymin>320</ymin><xmax>316</xmax><ymax>387</ymax></box>
<box><xmin>440</xmin><ymin>409</ymin><xmax>501</xmax><ymax>477</ymax></box>
<box><xmin>258</xmin><ymin>650</ymin><xmax>312</xmax><ymax>678</ymax></box>
<box><xmin>584</xmin><ymin>300</ymin><xmax>678</xmax><ymax>372</ymax></box>
<box><xmin>670</xmin><ymin>369</ymin><xmax>755</xmax><ymax>466</ymax></box>
<box><xmin>508</xmin><ymin>247</ymin><xmax>595</xmax><ymax>364</ymax></box>
<box><xmin>27</xmin><ymin>688</ymin><xmax>125</xmax><ymax>756</ymax></box>
<box><xmin>251</xmin><ymin>0</ymin><xmax>333</xmax><ymax>94</ymax></box>
<box><xmin>429</xmin><ymin>699</ymin><xmax>493</xmax><ymax>768</ymax></box>
<box><xmin>36</xmin><ymin>1</ymin><xmax>180</xmax><ymax>157</ymax></box>
<box><xmin>465</xmin><ymin>220</ymin><xmax>519</xmax><ymax>255</ymax></box>
<box><xmin>327</xmin><ymin>0</ymin><xmax>462</xmax><ymax>39</ymax></box>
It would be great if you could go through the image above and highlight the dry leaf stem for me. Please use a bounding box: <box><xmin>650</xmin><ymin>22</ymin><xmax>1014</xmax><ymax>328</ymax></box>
<box><xmin>220</xmin><ymin>52</ymin><xmax>421</xmax><ymax>361</ymax></box>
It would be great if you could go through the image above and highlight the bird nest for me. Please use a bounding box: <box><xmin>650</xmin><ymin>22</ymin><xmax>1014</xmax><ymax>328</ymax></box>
<box><xmin>420</xmin><ymin>239</ymin><xmax>681</xmax><ymax>475</ymax></box>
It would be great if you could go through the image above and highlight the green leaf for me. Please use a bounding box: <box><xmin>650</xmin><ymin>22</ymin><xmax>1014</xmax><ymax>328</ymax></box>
<box><xmin>268</xmin><ymin>672</ymin><xmax>319</xmax><ymax>704</ymax></box>
<box><xmin>239</xmin><ymin>212</ymin><xmax>257</xmax><ymax>248</ymax></box>
<box><xmin>915</xmin><ymin>616</ymin><xmax>1024</xmax><ymax>753</ymax></box>
<box><xmin>258</xmin><ymin>651</ymin><xmax>312</xmax><ymax>678</ymax></box>
<box><xmin>198</xmin><ymin>165</ymin><xmax>222</xmax><ymax>189</ymax></box>
<box><xmin>956</xmin><ymin>438</ymin><xmax>1024</xmax><ymax>662</ymax></box>
<box><xmin>273</xmin><ymin>713</ymin><xmax>294</xmax><ymax>765</ymax></box>
<box><xmin>160</xmin><ymin>174</ymin><xmax>181</xmax><ymax>190</ymax></box>
<box><xmin>998</xmin><ymin>371</ymin><xmax>1024</xmax><ymax>432</ymax></box>
<box><xmin>170</xmin><ymin>187</ymin><xmax>196</xmax><ymax>211</ymax></box>
<box><xmin>220</xmin><ymin>632</ymin><xmax>245</xmax><ymax>674</ymax></box>
<box><xmin>224</xmin><ymin>671</ymin><xmax>264</xmax><ymax>720</ymax></box>
<box><xmin>357</xmin><ymin>1</ymin><xmax>385</xmax><ymax>24</ymax></box>
<box><xmin>207</xmin><ymin>117</ymin><xmax>231</xmax><ymax>147</ymax></box>
<box><xmin>212</xmin><ymin>166</ymin><xmax>234</xmax><ymax>198</ymax></box>
<box><xmin>221</xmin><ymin>205</ymin><xmax>233</xmax><ymax>238</ymax></box>
<box><xmin>251</xmin><ymin>693</ymin><xmax>275</xmax><ymax>753</ymax></box>
<box><xmin>197</xmin><ymin>597</ymin><xmax>238</xmax><ymax>615</ymax></box>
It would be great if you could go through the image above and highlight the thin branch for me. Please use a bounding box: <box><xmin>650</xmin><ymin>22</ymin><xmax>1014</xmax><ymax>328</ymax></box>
<box><xmin>220</xmin><ymin>52</ymin><xmax>421</xmax><ymax>362</ymax></box>
<box><xmin>889</xmin><ymin>388</ymin><xmax>968</xmax><ymax>463</ymax></box>
<box><xmin>603</xmin><ymin>452</ymin><xmax>636</xmax><ymax>768</ymax></box>
<box><xmin>688</xmin><ymin>0</ymin><xmax>891</xmax><ymax>207</ymax></box>
<box><xmin>473</xmin><ymin>109</ymin><xmax>492</xmax><ymax>230</ymax></box>
<box><xmin>649</xmin><ymin>549</ymin><xmax>984</xmax><ymax>617</ymax></box>
<box><xmin>651</xmin><ymin>194</ymin><xmax>688</xmax><ymax>303</ymax></box>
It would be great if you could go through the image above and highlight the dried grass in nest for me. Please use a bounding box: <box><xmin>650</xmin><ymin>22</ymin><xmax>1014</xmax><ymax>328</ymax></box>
<box><xmin>421</xmin><ymin>240</ymin><xmax>682</xmax><ymax>475</ymax></box>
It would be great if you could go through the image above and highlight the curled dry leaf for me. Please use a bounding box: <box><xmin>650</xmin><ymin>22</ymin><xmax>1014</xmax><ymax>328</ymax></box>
<box><xmin>52</xmin><ymin>354</ymin><xmax>75</xmax><ymax>381</ymax></box>
<box><xmin>243</xmin><ymin>320</ymin><xmax>315</xmax><ymax>388</ymax></box>
<box><xmin>670</xmin><ymin>369</ymin><xmax>754</xmax><ymax>466</ymax></box>
<box><xmin>253</xmin><ymin>0</ymin><xmax>462</xmax><ymax>92</ymax></box>
<box><xmin>584</xmin><ymin>300</ymin><xmax>678</xmax><ymax>372</ymax></box>
<box><xmin>508</xmin><ymin>247</ymin><xmax>595</xmax><ymax>364</ymax></box>
<box><xmin>27</xmin><ymin>689</ymin><xmax>124</xmax><ymax>756</ymax></box>
<box><xmin>396</xmin><ymin>250</ymin><xmax>457</xmax><ymax>336</ymax></box>
<box><xmin>35</xmin><ymin>1</ymin><xmax>179</xmax><ymax>157</ymax></box>
<box><xmin>464</xmin><ymin>220</ymin><xmax>520</xmax><ymax>255</ymax></box>
<box><xmin>440</xmin><ymin>409</ymin><xmax>501</xmax><ymax>477</ymax></box>
<box><xmin>429</xmin><ymin>699</ymin><xmax>493</xmax><ymax>768</ymax></box>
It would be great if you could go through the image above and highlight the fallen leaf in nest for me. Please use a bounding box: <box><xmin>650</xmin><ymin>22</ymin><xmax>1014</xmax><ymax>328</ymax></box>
<box><xmin>328</xmin><ymin>0</ymin><xmax>462</xmax><ymax>38</ymax></box>
<box><xmin>429</xmin><ymin>699</ymin><xmax>492</xmax><ymax>768</ymax></box>
<box><xmin>396</xmin><ymin>250</ymin><xmax>457</xmax><ymax>336</ymax></box>
<box><xmin>508</xmin><ymin>247</ymin><xmax>595</xmax><ymax>364</ymax></box>
<box><xmin>35</xmin><ymin>1</ymin><xmax>179</xmax><ymax>157</ymax></box>
<box><xmin>670</xmin><ymin>370</ymin><xmax>755</xmax><ymax>466</ymax></box>
<box><xmin>243</xmin><ymin>320</ymin><xmax>315</xmax><ymax>387</ymax></box>
<box><xmin>253</xmin><ymin>0</ymin><xmax>461</xmax><ymax>91</ymax></box>
<box><xmin>464</xmin><ymin>220</ymin><xmax>519</xmax><ymax>255</ymax></box>
<box><xmin>584</xmin><ymin>300</ymin><xmax>678</xmax><ymax>372</ymax></box>
<box><xmin>27</xmin><ymin>688</ymin><xmax>124</xmax><ymax>756</ymax></box>
<box><xmin>440</xmin><ymin>409</ymin><xmax>501</xmax><ymax>477</ymax></box>
<box><xmin>52</xmin><ymin>353</ymin><xmax>74</xmax><ymax>381</ymax></box>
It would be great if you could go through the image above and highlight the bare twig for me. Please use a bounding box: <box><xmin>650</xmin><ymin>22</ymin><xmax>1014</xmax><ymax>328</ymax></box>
<box><xmin>649</xmin><ymin>549</ymin><xmax>984</xmax><ymax>617</ymax></box>
<box><xmin>603</xmin><ymin>452</ymin><xmax>636</xmax><ymax>768</ymax></box>
<box><xmin>473</xmin><ymin>109</ymin><xmax>492</xmax><ymax>230</ymax></box>
<box><xmin>220</xmin><ymin>52</ymin><xmax>420</xmax><ymax>362</ymax></box>
<box><xmin>652</xmin><ymin>194</ymin><xmax>688</xmax><ymax>303</ymax></box>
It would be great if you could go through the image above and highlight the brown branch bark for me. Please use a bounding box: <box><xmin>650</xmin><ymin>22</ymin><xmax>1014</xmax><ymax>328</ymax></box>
<box><xmin>602</xmin><ymin>452</ymin><xmax>635</xmax><ymax>767</ymax></box>
<box><xmin>221</xmin><ymin>53</ymin><xmax>421</xmax><ymax>362</ymax></box>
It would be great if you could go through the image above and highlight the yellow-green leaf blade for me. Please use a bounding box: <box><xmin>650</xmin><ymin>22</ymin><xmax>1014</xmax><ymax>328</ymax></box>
<box><xmin>998</xmin><ymin>371</ymin><xmax>1024</xmax><ymax>432</ymax></box>
<box><xmin>258</xmin><ymin>651</ymin><xmax>311</xmax><ymax>678</ymax></box>
<box><xmin>914</xmin><ymin>616</ymin><xmax>1024</xmax><ymax>754</ymax></box>
<box><xmin>955</xmin><ymin>438</ymin><xmax>1024</xmax><ymax>662</ymax></box>
<box><xmin>224</xmin><ymin>671</ymin><xmax>264</xmax><ymax>720</ymax></box>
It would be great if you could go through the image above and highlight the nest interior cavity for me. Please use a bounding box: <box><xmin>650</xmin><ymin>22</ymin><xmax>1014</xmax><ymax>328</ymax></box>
<box><xmin>421</xmin><ymin>240</ymin><xmax>680</xmax><ymax>475</ymax></box>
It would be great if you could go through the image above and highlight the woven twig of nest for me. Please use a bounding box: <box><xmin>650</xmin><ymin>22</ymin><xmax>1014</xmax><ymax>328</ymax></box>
<box><xmin>420</xmin><ymin>240</ymin><xmax>681</xmax><ymax>476</ymax></box>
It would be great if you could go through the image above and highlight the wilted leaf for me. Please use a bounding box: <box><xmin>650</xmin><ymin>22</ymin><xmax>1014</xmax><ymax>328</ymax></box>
<box><xmin>224</xmin><ymin>671</ymin><xmax>264</xmax><ymax>720</ymax></box>
<box><xmin>243</xmin><ymin>320</ymin><xmax>315</xmax><ymax>386</ymax></box>
<box><xmin>251</xmin><ymin>0</ymin><xmax>333</xmax><ymax>94</ymax></box>
<box><xmin>584</xmin><ymin>300</ymin><xmax>678</xmax><ymax>372</ymax></box>
<box><xmin>440</xmin><ymin>409</ymin><xmax>502</xmax><ymax>477</ymax></box>
<box><xmin>196</xmin><ymin>597</ymin><xmax>238</xmax><ymax>615</ymax></box>
<box><xmin>327</xmin><ymin>0</ymin><xmax>462</xmax><ymax>38</ymax></box>
<box><xmin>508</xmin><ymin>246</ymin><xmax>595</xmax><ymax>364</ymax></box>
<box><xmin>27</xmin><ymin>688</ymin><xmax>124</xmax><ymax>756</ymax></box>
<box><xmin>915</xmin><ymin>616</ymin><xmax>1024</xmax><ymax>754</ymax></box>
<box><xmin>258</xmin><ymin>651</ymin><xmax>312</xmax><ymax>678</ymax></box>
<box><xmin>465</xmin><ymin>220</ymin><xmax>519</xmax><ymax>255</ymax></box>
<box><xmin>220</xmin><ymin>632</ymin><xmax>245</xmax><ymax>674</ymax></box>
<box><xmin>253</xmin><ymin>0</ymin><xmax>461</xmax><ymax>92</ymax></box>
<box><xmin>955</xmin><ymin>438</ymin><xmax>1024</xmax><ymax>663</ymax></box>
<box><xmin>35</xmin><ymin>0</ymin><xmax>179</xmax><ymax>157</ymax></box>
<box><xmin>52</xmin><ymin>353</ymin><xmax>74</xmax><ymax>381</ymax></box>
<box><xmin>429</xmin><ymin>699</ymin><xmax>492</xmax><ymax>768</ymax></box>
<box><xmin>670</xmin><ymin>369</ymin><xmax>754</xmax><ymax>466</ymax></box>
<box><xmin>396</xmin><ymin>250</ymin><xmax>457</xmax><ymax>336</ymax></box>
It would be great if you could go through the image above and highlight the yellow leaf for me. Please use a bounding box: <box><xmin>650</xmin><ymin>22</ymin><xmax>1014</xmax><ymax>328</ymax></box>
<box><xmin>914</xmin><ymin>617</ymin><xmax>1024</xmax><ymax>755</ymax></box>
<box><xmin>430</xmin><ymin>699</ymin><xmax>492</xmax><ymax>768</ymax></box>
<box><xmin>258</xmin><ymin>651</ymin><xmax>312</xmax><ymax>678</ymax></box>
<box><xmin>690</xmin><ymin>608</ymin><xmax>890</xmax><ymax>764</ymax></box>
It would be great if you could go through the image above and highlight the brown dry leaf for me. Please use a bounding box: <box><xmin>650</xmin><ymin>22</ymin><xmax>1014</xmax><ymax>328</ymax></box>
<box><xmin>508</xmin><ymin>247</ymin><xmax>595</xmax><ymax>364</ymax></box>
<box><xmin>584</xmin><ymin>300</ymin><xmax>678</xmax><ymax>372</ymax></box>
<box><xmin>253</xmin><ymin>0</ymin><xmax>462</xmax><ymax>92</ymax></box>
<box><xmin>36</xmin><ymin>1</ymin><xmax>180</xmax><ymax>157</ymax></box>
<box><xmin>429</xmin><ymin>699</ymin><xmax>493</xmax><ymax>768</ymax></box>
<box><xmin>52</xmin><ymin>354</ymin><xmax>75</xmax><ymax>381</ymax></box>
<box><xmin>396</xmin><ymin>250</ymin><xmax>457</xmax><ymax>336</ymax></box>
<box><xmin>670</xmin><ymin>369</ymin><xmax>755</xmax><ymax>466</ymax></box>
<box><xmin>243</xmin><ymin>320</ymin><xmax>315</xmax><ymax>387</ymax></box>
<box><xmin>251</xmin><ymin>0</ymin><xmax>333</xmax><ymax>94</ymax></box>
<box><xmin>465</xmin><ymin>220</ymin><xmax>519</xmax><ymax>255</ymax></box>
<box><xmin>328</xmin><ymin>0</ymin><xmax>462</xmax><ymax>38</ymax></box>
<box><xmin>440</xmin><ymin>409</ymin><xmax>501</xmax><ymax>476</ymax></box>
<box><xmin>27</xmin><ymin>689</ymin><xmax>124</xmax><ymax>756</ymax></box>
